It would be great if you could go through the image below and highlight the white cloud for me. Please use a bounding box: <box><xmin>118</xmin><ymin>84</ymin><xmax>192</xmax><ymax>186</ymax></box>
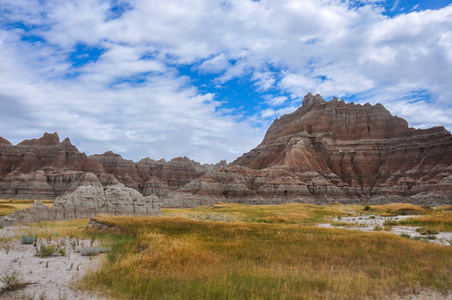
<box><xmin>1</xmin><ymin>0</ymin><xmax>452</xmax><ymax>163</ymax></box>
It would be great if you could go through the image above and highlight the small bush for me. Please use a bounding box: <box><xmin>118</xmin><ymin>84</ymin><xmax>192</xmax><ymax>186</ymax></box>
<box><xmin>37</xmin><ymin>245</ymin><xmax>57</xmax><ymax>258</ymax></box>
<box><xmin>0</xmin><ymin>270</ymin><xmax>21</xmax><ymax>291</ymax></box>
<box><xmin>374</xmin><ymin>226</ymin><xmax>383</xmax><ymax>231</ymax></box>
<box><xmin>58</xmin><ymin>248</ymin><xmax>66</xmax><ymax>256</ymax></box>
<box><xmin>400</xmin><ymin>233</ymin><xmax>411</xmax><ymax>239</ymax></box>
<box><xmin>426</xmin><ymin>235</ymin><xmax>437</xmax><ymax>240</ymax></box>
<box><xmin>364</xmin><ymin>205</ymin><xmax>371</xmax><ymax>211</ymax></box>
<box><xmin>19</xmin><ymin>234</ymin><xmax>36</xmax><ymax>245</ymax></box>
<box><xmin>383</xmin><ymin>220</ymin><xmax>399</xmax><ymax>226</ymax></box>
<box><xmin>78</xmin><ymin>247</ymin><xmax>111</xmax><ymax>256</ymax></box>
<box><xmin>416</xmin><ymin>227</ymin><xmax>438</xmax><ymax>235</ymax></box>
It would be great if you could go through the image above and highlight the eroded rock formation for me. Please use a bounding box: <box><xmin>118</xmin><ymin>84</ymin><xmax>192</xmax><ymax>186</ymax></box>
<box><xmin>89</xmin><ymin>153</ymin><xmax>225</xmax><ymax>197</ymax></box>
<box><xmin>165</xmin><ymin>93</ymin><xmax>452</xmax><ymax>207</ymax></box>
<box><xmin>0</xmin><ymin>133</ymin><xmax>226</xmax><ymax>199</ymax></box>
<box><xmin>2</xmin><ymin>93</ymin><xmax>452</xmax><ymax>207</ymax></box>
<box><xmin>0</xmin><ymin>133</ymin><xmax>117</xmax><ymax>199</ymax></box>
<box><xmin>0</xmin><ymin>185</ymin><xmax>162</xmax><ymax>227</ymax></box>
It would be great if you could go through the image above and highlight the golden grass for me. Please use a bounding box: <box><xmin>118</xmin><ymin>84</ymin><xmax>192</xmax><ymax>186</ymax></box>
<box><xmin>2</xmin><ymin>202</ymin><xmax>450</xmax><ymax>298</ymax></box>
<box><xmin>362</xmin><ymin>203</ymin><xmax>430</xmax><ymax>216</ymax></box>
<box><xmin>162</xmin><ymin>202</ymin><xmax>354</xmax><ymax>224</ymax></box>
<box><xmin>396</xmin><ymin>212</ymin><xmax>452</xmax><ymax>232</ymax></box>
<box><xmin>0</xmin><ymin>199</ymin><xmax>53</xmax><ymax>216</ymax></box>
<box><xmin>79</xmin><ymin>209</ymin><xmax>452</xmax><ymax>299</ymax></box>
<box><xmin>11</xmin><ymin>219</ymin><xmax>91</xmax><ymax>241</ymax></box>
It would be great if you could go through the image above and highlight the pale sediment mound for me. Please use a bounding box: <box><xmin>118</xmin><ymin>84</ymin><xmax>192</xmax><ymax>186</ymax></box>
<box><xmin>0</xmin><ymin>185</ymin><xmax>162</xmax><ymax>227</ymax></box>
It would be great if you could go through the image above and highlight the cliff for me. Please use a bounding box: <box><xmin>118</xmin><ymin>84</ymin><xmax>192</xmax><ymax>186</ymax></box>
<box><xmin>165</xmin><ymin>93</ymin><xmax>452</xmax><ymax>206</ymax></box>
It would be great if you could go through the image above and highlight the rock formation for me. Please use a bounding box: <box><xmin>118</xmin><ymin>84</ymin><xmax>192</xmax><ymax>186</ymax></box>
<box><xmin>89</xmin><ymin>153</ymin><xmax>225</xmax><ymax>197</ymax></box>
<box><xmin>0</xmin><ymin>185</ymin><xmax>162</xmax><ymax>227</ymax></box>
<box><xmin>0</xmin><ymin>133</ymin><xmax>118</xmax><ymax>199</ymax></box>
<box><xmin>0</xmin><ymin>133</ymin><xmax>226</xmax><ymax>199</ymax></box>
<box><xmin>165</xmin><ymin>93</ymin><xmax>452</xmax><ymax>207</ymax></box>
<box><xmin>2</xmin><ymin>93</ymin><xmax>452</xmax><ymax>207</ymax></box>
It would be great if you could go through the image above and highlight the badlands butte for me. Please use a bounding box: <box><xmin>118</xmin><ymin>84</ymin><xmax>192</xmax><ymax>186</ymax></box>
<box><xmin>1</xmin><ymin>93</ymin><xmax>452</xmax><ymax>207</ymax></box>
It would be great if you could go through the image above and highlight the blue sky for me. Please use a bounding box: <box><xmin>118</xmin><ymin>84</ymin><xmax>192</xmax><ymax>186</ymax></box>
<box><xmin>1</xmin><ymin>0</ymin><xmax>451</xmax><ymax>163</ymax></box>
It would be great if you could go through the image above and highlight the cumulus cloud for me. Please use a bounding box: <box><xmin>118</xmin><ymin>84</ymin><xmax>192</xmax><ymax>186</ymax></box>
<box><xmin>1</xmin><ymin>0</ymin><xmax>452</xmax><ymax>163</ymax></box>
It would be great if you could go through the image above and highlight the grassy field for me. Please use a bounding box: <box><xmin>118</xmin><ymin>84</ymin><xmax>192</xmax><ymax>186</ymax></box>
<box><xmin>0</xmin><ymin>199</ymin><xmax>53</xmax><ymax>216</ymax></box>
<box><xmin>78</xmin><ymin>203</ymin><xmax>452</xmax><ymax>299</ymax></box>
<box><xmin>2</xmin><ymin>202</ymin><xmax>451</xmax><ymax>299</ymax></box>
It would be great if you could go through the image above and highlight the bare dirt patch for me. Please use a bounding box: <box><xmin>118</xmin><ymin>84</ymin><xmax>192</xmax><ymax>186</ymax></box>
<box><xmin>0</xmin><ymin>225</ymin><xmax>105</xmax><ymax>300</ymax></box>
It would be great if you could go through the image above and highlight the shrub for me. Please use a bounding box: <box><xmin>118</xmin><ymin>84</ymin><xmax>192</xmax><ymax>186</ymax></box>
<box><xmin>400</xmin><ymin>233</ymin><xmax>411</xmax><ymax>239</ymax></box>
<box><xmin>37</xmin><ymin>245</ymin><xmax>57</xmax><ymax>258</ymax></box>
<box><xmin>374</xmin><ymin>226</ymin><xmax>383</xmax><ymax>231</ymax></box>
<box><xmin>58</xmin><ymin>248</ymin><xmax>67</xmax><ymax>256</ymax></box>
<box><xmin>0</xmin><ymin>270</ymin><xmax>21</xmax><ymax>291</ymax></box>
<box><xmin>416</xmin><ymin>227</ymin><xmax>438</xmax><ymax>235</ymax></box>
<box><xmin>383</xmin><ymin>220</ymin><xmax>398</xmax><ymax>226</ymax></box>
<box><xmin>19</xmin><ymin>234</ymin><xmax>36</xmax><ymax>245</ymax></box>
<box><xmin>364</xmin><ymin>205</ymin><xmax>371</xmax><ymax>211</ymax></box>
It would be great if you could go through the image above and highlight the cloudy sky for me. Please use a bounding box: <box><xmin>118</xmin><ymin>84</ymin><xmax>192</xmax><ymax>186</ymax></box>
<box><xmin>1</xmin><ymin>0</ymin><xmax>451</xmax><ymax>163</ymax></box>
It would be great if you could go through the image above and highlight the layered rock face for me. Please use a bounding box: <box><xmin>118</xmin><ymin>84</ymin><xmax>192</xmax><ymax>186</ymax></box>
<box><xmin>0</xmin><ymin>133</ymin><xmax>227</xmax><ymax>199</ymax></box>
<box><xmin>89</xmin><ymin>153</ymin><xmax>227</xmax><ymax>197</ymax></box>
<box><xmin>0</xmin><ymin>185</ymin><xmax>162</xmax><ymax>227</ymax></box>
<box><xmin>0</xmin><ymin>133</ymin><xmax>117</xmax><ymax>199</ymax></box>
<box><xmin>166</xmin><ymin>93</ymin><xmax>452</xmax><ymax>207</ymax></box>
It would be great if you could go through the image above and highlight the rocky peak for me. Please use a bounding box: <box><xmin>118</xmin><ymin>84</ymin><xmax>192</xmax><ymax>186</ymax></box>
<box><xmin>301</xmin><ymin>92</ymin><xmax>326</xmax><ymax>109</ymax></box>
<box><xmin>167</xmin><ymin>93</ymin><xmax>452</xmax><ymax>207</ymax></box>
<box><xmin>0</xmin><ymin>137</ymin><xmax>12</xmax><ymax>145</ymax></box>
<box><xmin>18</xmin><ymin>132</ymin><xmax>60</xmax><ymax>147</ymax></box>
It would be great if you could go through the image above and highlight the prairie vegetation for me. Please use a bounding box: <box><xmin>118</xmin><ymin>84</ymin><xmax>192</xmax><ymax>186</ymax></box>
<box><xmin>0</xmin><ymin>199</ymin><xmax>53</xmax><ymax>216</ymax></box>
<box><xmin>389</xmin><ymin>212</ymin><xmax>452</xmax><ymax>232</ymax></box>
<box><xmin>78</xmin><ymin>203</ymin><xmax>452</xmax><ymax>299</ymax></box>
<box><xmin>360</xmin><ymin>203</ymin><xmax>432</xmax><ymax>216</ymax></box>
<box><xmin>2</xmin><ymin>202</ymin><xmax>451</xmax><ymax>299</ymax></box>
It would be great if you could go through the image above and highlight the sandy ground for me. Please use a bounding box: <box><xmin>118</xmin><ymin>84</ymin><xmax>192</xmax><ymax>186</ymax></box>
<box><xmin>318</xmin><ymin>214</ymin><xmax>452</xmax><ymax>246</ymax></box>
<box><xmin>0</xmin><ymin>226</ymin><xmax>105</xmax><ymax>300</ymax></box>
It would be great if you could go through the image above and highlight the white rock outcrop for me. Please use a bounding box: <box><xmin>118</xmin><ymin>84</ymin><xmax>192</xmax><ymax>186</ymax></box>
<box><xmin>0</xmin><ymin>184</ymin><xmax>162</xmax><ymax>227</ymax></box>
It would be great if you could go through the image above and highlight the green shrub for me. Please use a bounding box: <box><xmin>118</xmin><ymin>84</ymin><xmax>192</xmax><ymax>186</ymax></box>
<box><xmin>37</xmin><ymin>245</ymin><xmax>57</xmax><ymax>258</ymax></box>
<box><xmin>58</xmin><ymin>248</ymin><xmax>66</xmax><ymax>256</ymax></box>
<box><xmin>364</xmin><ymin>205</ymin><xmax>371</xmax><ymax>211</ymax></box>
<box><xmin>400</xmin><ymin>233</ymin><xmax>411</xmax><ymax>239</ymax></box>
<box><xmin>416</xmin><ymin>227</ymin><xmax>438</xmax><ymax>235</ymax></box>
<box><xmin>383</xmin><ymin>220</ymin><xmax>399</xmax><ymax>226</ymax></box>
<box><xmin>374</xmin><ymin>226</ymin><xmax>383</xmax><ymax>231</ymax></box>
<box><xmin>19</xmin><ymin>234</ymin><xmax>36</xmax><ymax>245</ymax></box>
<box><xmin>0</xmin><ymin>270</ymin><xmax>21</xmax><ymax>291</ymax></box>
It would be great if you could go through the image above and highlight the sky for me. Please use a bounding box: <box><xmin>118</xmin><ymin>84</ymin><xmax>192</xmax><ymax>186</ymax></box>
<box><xmin>0</xmin><ymin>0</ymin><xmax>451</xmax><ymax>164</ymax></box>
